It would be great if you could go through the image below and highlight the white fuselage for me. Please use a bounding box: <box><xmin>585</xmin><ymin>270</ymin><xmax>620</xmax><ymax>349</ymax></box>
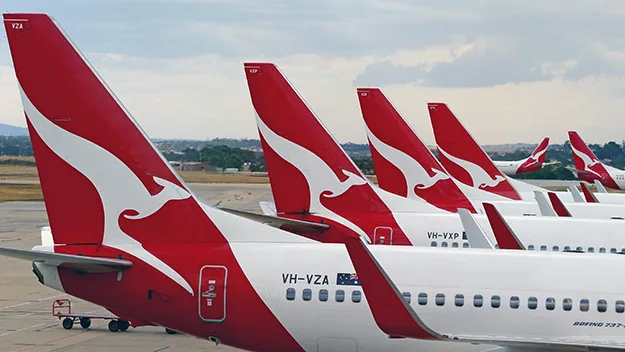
<box><xmin>233</xmin><ymin>243</ymin><xmax>625</xmax><ymax>351</ymax></box>
<box><xmin>494</xmin><ymin>159</ymin><xmax>527</xmax><ymax>176</ymax></box>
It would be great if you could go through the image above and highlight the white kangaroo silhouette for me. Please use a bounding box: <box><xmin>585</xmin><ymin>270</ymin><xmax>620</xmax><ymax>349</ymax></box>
<box><xmin>366</xmin><ymin>127</ymin><xmax>449</xmax><ymax>199</ymax></box>
<box><xmin>256</xmin><ymin>116</ymin><xmax>369</xmax><ymax>239</ymax></box>
<box><xmin>21</xmin><ymin>86</ymin><xmax>194</xmax><ymax>294</ymax></box>
<box><xmin>438</xmin><ymin>146</ymin><xmax>505</xmax><ymax>189</ymax></box>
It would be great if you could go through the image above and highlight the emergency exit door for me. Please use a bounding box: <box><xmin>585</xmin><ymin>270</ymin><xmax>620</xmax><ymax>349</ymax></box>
<box><xmin>198</xmin><ymin>265</ymin><xmax>227</xmax><ymax>322</ymax></box>
<box><xmin>373</xmin><ymin>226</ymin><xmax>392</xmax><ymax>245</ymax></box>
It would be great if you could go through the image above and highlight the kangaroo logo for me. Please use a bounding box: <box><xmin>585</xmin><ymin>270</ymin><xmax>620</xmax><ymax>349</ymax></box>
<box><xmin>438</xmin><ymin>146</ymin><xmax>505</xmax><ymax>189</ymax></box>
<box><xmin>366</xmin><ymin>127</ymin><xmax>449</xmax><ymax>198</ymax></box>
<box><xmin>571</xmin><ymin>143</ymin><xmax>601</xmax><ymax>178</ymax></box>
<box><xmin>256</xmin><ymin>115</ymin><xmax>369</xmax><ymax>238</ymax></box>
<box><xmin>21</xmin><ymin>86</ymin><xmax>194</xmax><ymax>295</ymax></box>
<box><xmin>529</xmin><ymin>146</ymin><xmax>547</xmax><ymax>164</ymax></box>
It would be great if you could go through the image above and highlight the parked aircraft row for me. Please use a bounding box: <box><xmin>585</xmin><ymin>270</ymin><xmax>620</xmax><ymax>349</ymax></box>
<box><xmin>5</xmin><ymin>13</ymin><xmax>625</xmax><ymax>352</ymax></box>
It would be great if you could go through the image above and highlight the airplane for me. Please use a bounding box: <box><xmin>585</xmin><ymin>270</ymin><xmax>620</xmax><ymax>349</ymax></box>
<box><xmin>11</xmin><ymin>13</ymin><xmax>625</xmax><ymax>352</ymax></box>
<box><xmin>569</xmin><ymin>130</ymin><xmax>625</xmax><ymax>190</ymax></box>
<box><xmin>356</xmin><ymin>87</ymin><xmax>625</xmax><ymax>220</ymax></box>
<box><xmin>491</xmin><ymin>137</ymin><xmax>557</xmax><ymax>176</ymax></box>
<box><xmin>244</xmin><ymin>62</ymin><xmax>625</xmax><ymax>255</ymax></box>
<box><xmin>429</xmin><ymin>102</ymin><xmax>625</xmax><ymax>204</ymax></box>
<box><xmin>341</xmin><ymin>231</ymin><xmax>625</xmax><ymax>349</ymax></box>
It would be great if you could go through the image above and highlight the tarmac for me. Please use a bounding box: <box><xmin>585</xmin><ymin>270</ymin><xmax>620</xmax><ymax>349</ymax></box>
<box><xmin>0</xmin><ymin>184</ymin><xmax>274</xmax><ymax>352</ymax></box>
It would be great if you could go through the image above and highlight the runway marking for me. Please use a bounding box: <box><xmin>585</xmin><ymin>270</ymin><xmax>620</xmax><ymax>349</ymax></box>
<box><xmin>0</xmin><ymin>323</ymin><xmax>47</xmax><ymax>337</ymax></box>
<box><xmin>8</xmin><ymin>325</ymin><xmax>106</xmax><ymax>352</ymax></box>
<box><xmin>0</xmin><ymin>293</ymin><xmax>66</xmax><ymax>310</ymax></box>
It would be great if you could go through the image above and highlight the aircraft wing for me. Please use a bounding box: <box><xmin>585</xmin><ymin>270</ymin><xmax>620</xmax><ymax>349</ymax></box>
<box><xmin>0</xmin><ymin>247</ymin><xmax>133</xmax><ymax>273</ymax></box>
<box><xmin>217</xmin><ymin>207</ymin><xmax>330</xmax><ymax>233</ymax></box>
<box><xmin>342</xmin><ymin>236</ymin><xmax>625</xmax><ymax>351</ymax></box>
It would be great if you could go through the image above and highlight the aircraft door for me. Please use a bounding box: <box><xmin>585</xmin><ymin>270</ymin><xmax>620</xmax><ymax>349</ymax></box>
<box><xmin>198</xmin><ymin>265</ymin><xmax>227</xmax><ymax>323</ymax></box>
<box><xmin>373</xmin><ymin>226</ymin><xmax>392</xmax><ymax>245</ymax></box>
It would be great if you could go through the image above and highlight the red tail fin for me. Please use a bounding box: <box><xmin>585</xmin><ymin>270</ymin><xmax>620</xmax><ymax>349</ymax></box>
<box><xmin>428</xmin><ymin>103</ymin><xmax>521</xmax><ymax>200</ymax></box>
<box><xmin>483</xmin><ymin>203</ymin><xmax>523</xmax><ymax>250</ymax></box>
<box><xmin>4</xmin><ymin>14</ymin><xmax>223</xmax><ymax>247</ymax></box>
<box><xmin>356</xmin><ymin>88</ymin><xmax>475</xmax><ymax>213</ymax></box>
<box><xmin>567</xmin><ymin>131</ymin><xmax>618</xmax><ymax>188</ymax></box>
<box><xmin>244</xmin><ymin>63</ymin><xmax>413</xmax><ymax>245</ymax></box>
<box><xmin>531</xmin><ymin>137</ymin><xmax>550</xmax><ymax>163</ymax></box>
<box><xmin>569</xmin><ymin>131</ymin><xmax>599</xmax><ymax>171</ymax></box>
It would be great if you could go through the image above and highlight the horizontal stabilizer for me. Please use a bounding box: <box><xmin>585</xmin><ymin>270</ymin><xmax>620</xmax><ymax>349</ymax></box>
<box><xmin>0</xmin><ymin>247</ymin><xmax>132</xmax><ymax>273</ymax></box>
<box><xmin>217</xmin><ymin>207</ymin><xmax>330</xmax><ymax>233</ymax></box>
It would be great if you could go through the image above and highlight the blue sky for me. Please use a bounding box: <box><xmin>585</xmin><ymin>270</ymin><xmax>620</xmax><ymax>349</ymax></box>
<box><xmin>2</xmin><ymin>0</ymin><xmax>625</xmax><ymax>144</ymax></box>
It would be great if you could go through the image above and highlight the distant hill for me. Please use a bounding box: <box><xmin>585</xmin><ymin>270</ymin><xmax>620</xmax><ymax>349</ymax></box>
<box><xmin>0</xmin><ymin>123</ymin><xmax>28</xmax><ymax>136</ymax></box>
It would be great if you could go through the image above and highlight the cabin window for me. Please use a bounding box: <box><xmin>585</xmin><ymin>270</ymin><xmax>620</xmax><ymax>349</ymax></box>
<box><xmin>352</xmin><ymin>290</ymin><xmax>362</xmax><ymax>303</ymax></box>
<box><xmin>510</xmin><ymin>296</ymin><xmax>520</xmax><ymax>309</ymax></box>
<box><xmin>588</xmin><ymin>247</ymin><xmax>594</xmax><ymax>253</ymax></box>
<box><xmin>540</xmin><ymin>245</ymin><xmax>547</xmax><ymax>251</ymax></box>
<box><xmin>527</xmin><ymin>245</ymin><xmax>535</xmax><ymax>250</ymax></box>
<box><xmin>302</xmin><ymin>289</ymin><xmax>312</xmax><ymax>301</ymax></box>
<box><xmin>418</xmin><ymin>292</ymin><xmax>428</xmax><ymax>305</ymax></box>
<box><xmin>435</xmin><ymin>293</ymin><xmax>445</xmax><ymax>306</ymax></box>
<box><xmin>462</xmin><ymin>242</ymin><xmax>470</xmax><ymax>248</ymax></box>
<box><xmin>319</xmin><ymin>289</ymin><xmax>328</xmax><ymax>302</ymax></box>
<box><xmin>286</xmin><ymin>288</ymin><xmax>296</xmax><ymax>301</ymax></box>
<box><xmin>616</xmin><ymin>300</ymin><xmax>625</xmax><ymax>313</ymax></box>
<box><xmin>528</xmin><ymin>297</ymin><xmax>538</xmax><ymax>310</ymax></box>
<box><xmin>580</xmin><ymin>299</ymin><xmax>590</xmax><ymax>312</ymax></box>
<box><xmin>564</xmin><ymin>246</ymin><xmax>571</xmax><ymax>251</ymax></box>
<box><xmin>452</xmin><ymin>242</ymin><xmax>459</xmax><ymax>248</ymax></box>
<box><xmin>563</xmin><ymin>298</ymin><xmax>573</xmax><ymax>311</ymax></box>
<box><xmin>491</xmin><ymin>295</ymin><xmax>501</xmax><ymax>308</ymax></box>
<box><xmin>611</xmin><ymin>248</ymin><xmax>618</xmax><ymax>253</ymax></box>
<box><xmin>576</xmin><ymin>246</ymin><xmax>583</xmax><ymax>252</ymax></box>
<box><xmin>552</xmin><ymin>245</ymin><xmax>559</xmax><ymax>252</ymax></box>
<box><xmin>335</xmin><ymin>290</ymin><xmax>345</xmax><ymax>302</ymax></box>
<box><xmin>546</xmin><ymin>297</ymin><xmax>555</xmax><ymax>310</ymax></box>
<box><xmin>621</xmin><ymin>248</ymin><xmax>625</xmax><ymax>253</ymax></box>
<box><xmin>474</xmin><ymin>294</ymin><xmax>483</xmax><ymax>307</ymax></box>
<box><xmin>597</xmin><ymin>299</ymin><xmax>607</xmax><ymax>313</ymax></box>
<box><xmin>600</xmin><ymin>247</ymin><xmax>606</xmax><ymax>253</ymax></box>
<box><xmin>441</xmin><ymin>242</ymin><xmax>448</xmax><ymax>248</ymax></box>
<box><xmin>455</xmin><ymin>294</ymin><xmax>464</xmax><ymax>307</ymax></box>
<box><xmin>402</xmin><ymin>292</ymin><xmax>411</xmax><ymax>304</ymax></box>
<box><xmin>431</xmin><ymin>241</ymin><xmax>437</xmax><ymax>247</ymax></box>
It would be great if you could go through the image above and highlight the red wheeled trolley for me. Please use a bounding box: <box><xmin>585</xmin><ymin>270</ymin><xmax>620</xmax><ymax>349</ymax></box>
<box><xmin>52</xmin><ymin>299</ymin><xmax>130</xmax><ymax>332</ymax></box>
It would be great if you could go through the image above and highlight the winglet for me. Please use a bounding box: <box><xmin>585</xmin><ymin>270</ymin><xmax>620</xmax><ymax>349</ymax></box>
<box><xmin>533</xmin><ymin>191</ymin><xmax>557</xmax><ymax>217</ymax></box>
<box><xmin>547</xmin><ymin>192</ymin><xmax>572</xmax><ymax>217</ymax></box>
<box><xmin>580</xmin><ymin>183</ymin><xmax>599</xmax><ymax>203</ymax></box>
<box><xmin>594</xmin><ymin>180</ymin><xmax>608</xmax><ymax>193</ymax></box>
<box><xmin>568</xmin><ymin>184</ymin><xmax>585</xmax><ymax>203</ymax></box>
<box><xmin>483</xmin><ymin>203</ymin><xmax>524</xmax><ymax>250</ymax></box>
<box><xmin>343</xmin><ymin>236</ymin><xmax>442</xmax><ymax>340</ymax></box>
<box><xmin>457</xmin><ymin>209</ymin><xmax>495</xmax><ymax>249</ymax></box>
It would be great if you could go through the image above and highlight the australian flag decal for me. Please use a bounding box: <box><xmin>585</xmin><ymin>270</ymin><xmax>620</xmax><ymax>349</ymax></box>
<box><xmin>336</xmin><ymin>273</ymin><xmax>360</xmax><ymax>286</ymax></box>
